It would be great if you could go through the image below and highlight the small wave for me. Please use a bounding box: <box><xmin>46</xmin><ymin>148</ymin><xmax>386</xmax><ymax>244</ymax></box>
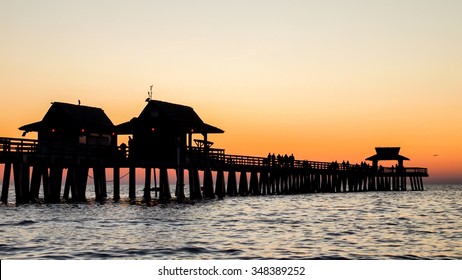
<box><xmin>37</xmin><ymin>255</ymin><xmax>75</xmax><ymax>260</ymax></box>
<box><xmin>72</xmin><ymin>250</ymin><xmax>129</xmax><ymax>258</ymax></box>
<box><xmin>17</xmin><ymin>220</ymin><xmax>36</xmax><ymax>226</ymax></box>
<box><xmin>221</xmin><ymin>248</ymin><xmax>244</xmax><ymax>255</ymax></box>
<box><xmin>310</xmin><ymin>255</ymin><xmax>352</xmax><ymax>260</ymax></box>
<box><xmin>385</xmin><ymin>254</ymin><xmax>430</xmax><ymax>260</ymax></box>
<box><xmin>327</xmin><ymin>231</ymin><xmax>357</xmax><ymax>236</ymax></box>
<box><xmin>0</xmin><ymin>220</ymin><xmax>37</xmax><ymax>227</ymax></box>
<box><xmin>179</xmin><ymin>246</ymin><xmax>211</xmax><ymax>254</ymax></box>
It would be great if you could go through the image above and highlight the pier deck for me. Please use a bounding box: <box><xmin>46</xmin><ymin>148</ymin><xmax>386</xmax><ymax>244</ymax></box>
<box><xmin>1</xmin><ymin>137</ymin><xmax>428</xmax><ymax>204</ymax></box>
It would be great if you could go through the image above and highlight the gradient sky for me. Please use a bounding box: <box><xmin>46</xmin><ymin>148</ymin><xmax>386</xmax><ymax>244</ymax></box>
<box><xmin>1</xmin><ymin>0</ymin><xmax>461</xmax><ymax>183</ymax></box>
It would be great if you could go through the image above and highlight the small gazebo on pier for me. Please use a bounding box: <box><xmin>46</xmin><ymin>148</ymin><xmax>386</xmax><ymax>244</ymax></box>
<box><xmin>365</xmin><ymin>147</ymin><xmax>425</xmax><ymax>191</ymax></box>
<box><xmin>365</xmin><ymin>147</ymin><xmax>409</xmax><ymax>169</ymax></box>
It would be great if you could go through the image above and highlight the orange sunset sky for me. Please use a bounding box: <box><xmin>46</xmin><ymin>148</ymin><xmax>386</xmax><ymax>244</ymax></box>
<box><xmin>1</xmin><ymin>0</ymin><xmax>461</xmax><ymax>183</ymax></box>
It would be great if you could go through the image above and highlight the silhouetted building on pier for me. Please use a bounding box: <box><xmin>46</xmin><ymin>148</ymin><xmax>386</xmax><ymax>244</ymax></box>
<box><xmin>116</xmin><ymin>100</ymin><xmax>224</xmax><ymax>165</ymax></box>
<box><xmin>365</xmin><ymin>147</ymin><xmax>409</xmax><ymax>169</ymax></box>
<box><xmin>19</xmin><ymin>102</ymin><xmax>116</xmax><ymax>153</ymax></box>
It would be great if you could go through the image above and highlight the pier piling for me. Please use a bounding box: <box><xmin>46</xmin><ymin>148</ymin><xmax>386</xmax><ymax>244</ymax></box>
<box><xmin>215</xmin><ymin>169</ymin><xmax>225</xmax><ymax>199</ymax></box>
<box><xmin>1</xmin><ymin>163</ymin><xmax>11</xmax><ymax>203</ymax></box>
<box><xmin>113</xmin><ymin>167</ymin><xmax>120</xmax><ymax>201</ymax></box>
<box><xmin>226</xmin><ymin>169</ymin><xmax>237</xmax><ymax>197</ymax></box>
<box><xmin>238</xmin><ymin>171</ymin><xmax>248</xmax><ymax>196</ymax></box>
<box><xmin>144</xmin><ymin>167</ymin><xmax>151</xmax><ymax>202</ymax></box>
<box><xmin>159</xmin><ymin>168</ymin><xmax>171</xmax><ymax>203</ymax></box>
<box><xmin>129</xmin><ymin>166</ymin><xmax>136</xmax><ymax>200</ymax></box>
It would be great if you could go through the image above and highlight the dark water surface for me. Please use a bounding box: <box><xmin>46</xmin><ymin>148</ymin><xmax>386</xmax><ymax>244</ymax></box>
<box><xmin>1</xmin><ymin>185</ymin><xmax>461</xmax><ymax>259</ymax></box>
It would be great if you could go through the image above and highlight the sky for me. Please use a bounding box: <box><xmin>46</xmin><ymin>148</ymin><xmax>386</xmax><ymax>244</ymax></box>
<box><xmin>1</xmin><ymin>0</ymin><xmax>461</xmax><ymax>183</ymax></box>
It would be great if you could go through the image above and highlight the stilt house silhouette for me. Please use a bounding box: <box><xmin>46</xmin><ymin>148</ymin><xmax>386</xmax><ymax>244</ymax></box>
<box><xmin>19</xmin><ymin>102</ymin><xmax>116</xmax><ymax>153</ymax></box>
<box><xmin>116</xmin><ymin>100</ymin><xmax>224</xmax><ymax>165</ymax></box>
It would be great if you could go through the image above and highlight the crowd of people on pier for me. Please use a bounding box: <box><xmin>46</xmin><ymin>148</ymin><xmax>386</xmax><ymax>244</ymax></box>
<box><xmin>263</xmin><ymin>153</ymin><xmax>406</xmax><ymax>174</ymax></box>
<box><xmin>266</xmin><ymin>153</ymin><xmax>296</xmax><ymax>168</ymax></box>
<box><xmin>329</xmin><ymin>160</ymin><xmax>406</xmax><ymax>174</ymax></box>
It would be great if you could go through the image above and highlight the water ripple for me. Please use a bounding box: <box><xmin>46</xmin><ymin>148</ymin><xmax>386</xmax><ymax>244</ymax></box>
<box><xmin>1</xmin><ymin>185</ymin><xmax>461</xmax><ymax>259</ymax></box>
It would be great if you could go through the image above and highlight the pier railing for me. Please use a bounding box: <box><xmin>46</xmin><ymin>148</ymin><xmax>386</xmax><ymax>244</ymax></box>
<box><xmin>36</xmin><ymin>143</ymin><xmax>115</xmax><ymax>159</ymax></box>
<box><xmin>189</xmin><ymin>149</ymin><xmax>428</xmax><ymax>176</ymax></box>
<box><xmin>0</xmin><ymin>137</ymin><xmax>38</xmax><ymax>153</ymax></box>
<box><xmin>382</xmin><ymin>167</ymin><xmax>428</xmax><ymax>175</ymax></box>
<box><xmin>0</xmin><ymin>137</ymin><xmax>115</xmax><ymax>159</ymax></box>
<box><xmin>0</xmin><ymin>137</ymin><xmax>428</xmax><ymax>176</ymax></box>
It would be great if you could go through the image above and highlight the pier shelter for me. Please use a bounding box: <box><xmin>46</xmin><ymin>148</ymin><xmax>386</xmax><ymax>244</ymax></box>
<box><xmin>19</xmin><ymin>102</ymin><xmax>116</xmax><ymax>154</ymax></box>
<box><xmin>116</xmin><ymin>100</ymin><xmax>224</xmax><ymax>165</ymax></box>
<box><xmin>364</xmin><ymin>147</ymin><xmax>424</xmax><ymax>191</ymax></box>
<box><xmin>365</xmin><ymin>147</ymin><xmax>409</xmax><ymax>169</ymax></box>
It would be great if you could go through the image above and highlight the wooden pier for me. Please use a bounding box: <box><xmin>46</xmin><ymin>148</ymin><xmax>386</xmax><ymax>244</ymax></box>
<box><xmin>0</xmin><ymin>137</ymin><xmax>428</xmax><ymax>204</ymax></box>
<box><xmin>0</xmin><ymin>101</ymin><xmax>428</xmax><ymax>204</ymax></box>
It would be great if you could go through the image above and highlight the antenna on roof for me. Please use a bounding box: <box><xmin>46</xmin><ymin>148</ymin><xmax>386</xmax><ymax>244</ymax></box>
<box><xmin>145</xmin><ymin>85</ymin><xmax>153</xmax><ymax>102</ymax></box>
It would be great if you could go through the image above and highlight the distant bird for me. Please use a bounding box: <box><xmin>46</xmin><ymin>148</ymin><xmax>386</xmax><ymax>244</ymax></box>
<box><xmin>433</xmin><ymin>154</ymin><xmax>439</xmax><ymax>156</ymax></box>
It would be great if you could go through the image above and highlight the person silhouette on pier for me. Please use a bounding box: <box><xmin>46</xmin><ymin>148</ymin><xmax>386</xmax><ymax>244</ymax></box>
<box><xmin>283</xmin><ymin>154</ymin><xmax>289</xmax><ymax>167</ymax></box>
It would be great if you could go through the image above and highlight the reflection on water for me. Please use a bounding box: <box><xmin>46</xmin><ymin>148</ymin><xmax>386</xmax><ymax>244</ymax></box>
<box><xmin>0</xmin><ymin>185</ymin><xmax>461</xmax><ymax>259</ymax></box>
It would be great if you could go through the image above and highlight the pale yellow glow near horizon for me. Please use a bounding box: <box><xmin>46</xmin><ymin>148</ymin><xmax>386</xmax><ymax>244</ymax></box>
<box><xmin>1</xmin><ymin>0</ymin><xmax>461</xmax><ymax>183</ymax></box>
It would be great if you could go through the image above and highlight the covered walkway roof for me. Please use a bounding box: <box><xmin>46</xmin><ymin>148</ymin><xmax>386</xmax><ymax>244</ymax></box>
<box><xmin>365</xmin><ymin>147</ymin><xmax>410</xmax><ymax>161</ymax></box>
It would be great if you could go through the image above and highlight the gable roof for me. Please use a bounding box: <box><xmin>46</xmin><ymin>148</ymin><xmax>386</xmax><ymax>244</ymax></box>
<box><xmin>365</xmin><ymin>147</ymin><xmax>410</xmax><ymax>161</ymax></box>
<box><xmin>19</xmin><ymin>102</ymin><xmax>114</xmax><ymax>132</ymax></box>
<box><xmin>116</xmin><ymin>100</ymin><xmax>224</xmax><ymax>134</ymax></box>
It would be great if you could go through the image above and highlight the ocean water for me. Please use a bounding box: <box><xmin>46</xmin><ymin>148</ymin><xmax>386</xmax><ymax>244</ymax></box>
<box><xmin>0</xmin><ymin>185</ymin><xmax>461</xmax><ymax>259</ymax></box>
